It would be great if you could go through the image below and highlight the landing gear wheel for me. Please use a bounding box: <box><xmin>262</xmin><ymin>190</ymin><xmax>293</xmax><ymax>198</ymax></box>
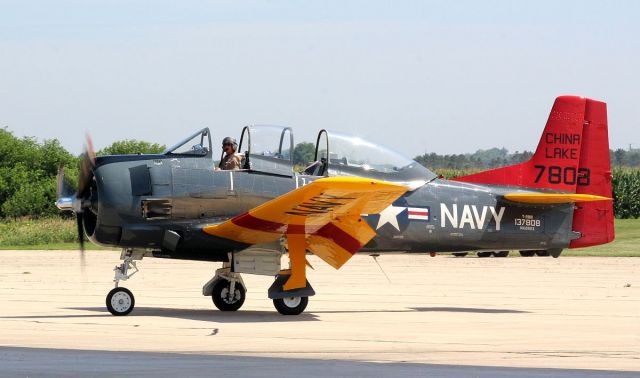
<box><xmin>212</xmin><ymin>279</ymin><xmax>245</xmax><ymax>311</ymax></box>
<box><xmin>273</xmin><ymin>296</ymin><xmax>308</xmax><ymax>315</ymax></box>
<box><xmin>519</xmin><ymin>251</ymin><xmax>535</xmax><ymax>257</ymax></box>
<box><xmin>106</xmin><ymin>287</ymin><xmax>135</xmax><ymax>316</ymax></box>
<box><xmin>477</xmin><ymin>252</ymin><xmax>492</xmax><ymax>258</ymax></box>
<box><xmin>494</xmin><ymin>251</ymin><xmax>509</xmax><ymax>258</ymax></box>
<box><xmin>535</xmin><ymin>250</ymin><xmax>550</xmax><ymax>257</ymax></box>
<box><xmin>452</xmin><ymin>252</ymin><xmax>468</xmax><ymax>257</ymax></box>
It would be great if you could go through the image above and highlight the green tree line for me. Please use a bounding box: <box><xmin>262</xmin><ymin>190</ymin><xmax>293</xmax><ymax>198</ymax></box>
<box><xmin>0</xmin><ymin>128</ymin><xmax>638</xmax><ymax>219</ymax></box>
<box><xmin>414</xmin><ymin>147</ymin><xmax>640</xmax><ymax>170</ymax></box>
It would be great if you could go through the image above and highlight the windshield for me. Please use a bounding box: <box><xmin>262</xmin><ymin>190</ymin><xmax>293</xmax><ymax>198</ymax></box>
<box><xmin>164</xmin><ymin>128</ymin><xmax>211</xmax><ymax>157</ymax></box>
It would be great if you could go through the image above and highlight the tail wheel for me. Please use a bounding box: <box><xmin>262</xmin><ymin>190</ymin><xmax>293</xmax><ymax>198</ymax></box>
<box><xmin>106</xmin><ymin>287</ymin><xmax>135</xmax><ymax>316</ymax></box>
<box><xmin>273</xmin><ymin>296</ymin><xmax>308</xmax><ymax>315</ymax></box>
<box><xmin>212</xmin><ymin>280</ymin><xmax>245</xmax><ymax>311</ymax></box>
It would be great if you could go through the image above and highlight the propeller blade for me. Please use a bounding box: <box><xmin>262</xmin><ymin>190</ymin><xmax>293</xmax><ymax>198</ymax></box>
<box><xmin>78</xmin><ymin>134</ymin><xmax>96</xmax><ymax>197</ymax></box>
<box><xmin>76</xmin><ymin>212</ymin><xmax>85</xmax><ymax>252</ymax></box>
<box><xmin>56</xmin><ymin>165</ymin><xmax>64</xmax><ymax>199</ymax></box>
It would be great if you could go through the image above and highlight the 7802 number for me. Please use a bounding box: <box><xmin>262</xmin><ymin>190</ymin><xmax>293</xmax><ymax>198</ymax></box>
<box><xmin>534</xmin><ymin>165</ymin><xmax>590</xmax><ymax>186</ymax></box>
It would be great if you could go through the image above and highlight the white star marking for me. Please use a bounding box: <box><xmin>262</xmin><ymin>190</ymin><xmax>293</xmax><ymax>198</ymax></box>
<box><xmin>376</xmin><ymin>205</ymin><xmax>406</xmax><ymax>231</ymax></box>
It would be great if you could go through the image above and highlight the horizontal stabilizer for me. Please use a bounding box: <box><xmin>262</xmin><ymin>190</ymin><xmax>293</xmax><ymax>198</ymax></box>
<box><xmin>503</xmin><ymin>193</ymin><xmax>611</xmax><ymax>204</ymax></box>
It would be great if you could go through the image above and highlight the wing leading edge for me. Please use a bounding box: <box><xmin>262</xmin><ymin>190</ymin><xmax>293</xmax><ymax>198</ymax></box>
<box><xmin>203</xmin><ymin>177</ymin><xmax>408</xmax><ymax>290</ymax></box>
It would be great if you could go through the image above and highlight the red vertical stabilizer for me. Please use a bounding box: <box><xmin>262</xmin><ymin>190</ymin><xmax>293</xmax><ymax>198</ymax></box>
<box><xmin>453</xmin><ymin>96</ymin><xmax>587</xmax><ymax>191</ymax></box>
<box><xmin>453</xmin><ymin>96</ymin><xmax>614</xmax><ymax>247</ymax></box>
<box><xmin>569</xmin><ymin>99</ymin><xmax>614</xmax><ymax>248</ymax></box>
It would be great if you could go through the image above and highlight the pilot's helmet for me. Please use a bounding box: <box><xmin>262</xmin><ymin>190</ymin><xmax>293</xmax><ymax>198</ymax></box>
<box><xmin>222</xmin><ymin>137</ymin><xmax>238</xmax><ymax>150</ymax></box>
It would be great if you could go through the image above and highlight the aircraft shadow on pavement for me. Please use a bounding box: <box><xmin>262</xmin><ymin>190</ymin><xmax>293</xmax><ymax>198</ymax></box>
<box><xmin>0</xmin><ymin>308</ymin><xmax>318</xmax><ymax>323</ymax></box>
<box><xmin>410</xmin><ymin>307</ymin><xmax>529</xmax><ymax>314</ymax></box>
<box><xmin>1</xmin><ymin>305</ymin><xmax>528</xmax><ymax>324</ymax></box>
<box><xmin>63</xmin><ymin>307</ymin><xmax>322</xmax><ymax>323</ymax></box>
<box><xmin>311</xmin><ymin>307</ymin><xmax>529</xmax><ymax>314</ymax></box>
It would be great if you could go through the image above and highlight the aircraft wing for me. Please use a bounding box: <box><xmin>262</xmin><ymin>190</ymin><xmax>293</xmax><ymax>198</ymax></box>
<box><xmin>203</xmin><ymin>177</ymin><xmax>408</xmax><ymax>286</ymax></box>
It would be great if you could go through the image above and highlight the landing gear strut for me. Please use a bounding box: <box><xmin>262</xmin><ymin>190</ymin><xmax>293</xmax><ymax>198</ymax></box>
<box><xmin>203</xmin><ymin>262</ymin><xmax>247</xmax><ymax>312</ymax></box>
<box><xmin>211</xmin><ymin>277</ymin><xmax>246</xmax><ymax>311</ymax></box>
<box><xmin>106</xmin><ymin>249</ymin><xmax>144</xmax><ymax>316</ymax></box>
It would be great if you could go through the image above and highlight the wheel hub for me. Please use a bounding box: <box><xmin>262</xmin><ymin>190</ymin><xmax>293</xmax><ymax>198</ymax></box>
<box><xmin>110</xmin><ymin>292</ymin><xmax>131</xmax><ymax>313</ymax></box>
<box><xmin>220</xmin><ymin>287</ymin><xmax>240</xmax><ymax>304</ymax></box>
<box><xmin>282</xmin><ymin>296</ymin><xmax>301</xmax><ymax>308</ymax></box>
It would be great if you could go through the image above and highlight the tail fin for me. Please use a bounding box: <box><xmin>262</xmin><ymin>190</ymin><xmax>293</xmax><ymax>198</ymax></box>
<box><xmin>454</xmin><ymin>96</ymin><xmax>587</xmax><ymax>191</ymax></box>
<box><xmin>453</xmin><ymin>96</ymin><xmax>614</xmax><ymax>247</ymax></box>
<box><xmin>569</xmin><ymin>99</ymin><xmax>614</xmax><ymax>247</ymax></box>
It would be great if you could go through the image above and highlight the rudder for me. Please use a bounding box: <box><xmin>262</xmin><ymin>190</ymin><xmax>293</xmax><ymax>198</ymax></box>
<box><xmin>569</xmin><ymin>98</ymin><xmax>614</xmax><ymax>248</ymax></box>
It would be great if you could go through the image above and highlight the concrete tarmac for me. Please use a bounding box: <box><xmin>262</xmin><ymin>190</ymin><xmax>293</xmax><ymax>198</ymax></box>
<box><xmin>0</xmin><ymin>251</ymin><xmax>638</xmax><ymax>376</ymax></box>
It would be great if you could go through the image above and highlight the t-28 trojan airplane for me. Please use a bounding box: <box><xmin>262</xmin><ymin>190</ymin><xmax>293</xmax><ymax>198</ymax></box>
<box><xmin>56</xmin><ymin>95</ymin><xmax>614</xmax><ymax>316</ymax></box>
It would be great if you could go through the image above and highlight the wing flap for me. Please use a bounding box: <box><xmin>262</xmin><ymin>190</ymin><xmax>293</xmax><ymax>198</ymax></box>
<box><xmin>306</xmin><ymin>216</ymin><xmax>376</xmax><ymax>269</ymax></box>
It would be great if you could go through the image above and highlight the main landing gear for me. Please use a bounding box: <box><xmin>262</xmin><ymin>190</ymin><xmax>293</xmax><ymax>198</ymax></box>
<box><xmin>203</xmin><ymin>263</ymin><xmax>247</xmax><ymax>312</ymax></box>
<box><xmin>202</xmin><ymin>258</ymin><xmax>314</xmax><ymax>315</ymax></box>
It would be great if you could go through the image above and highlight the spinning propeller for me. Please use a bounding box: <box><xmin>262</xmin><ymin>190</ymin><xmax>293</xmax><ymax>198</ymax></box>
<box><xmin>56</xmin><ymin>134</ymin><xmax>96</xmax><ymax>256</ymax></box>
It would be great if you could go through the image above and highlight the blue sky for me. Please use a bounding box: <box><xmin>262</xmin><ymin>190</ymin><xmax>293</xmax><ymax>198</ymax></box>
<box><xmin>1</xmin><ymin>1</ymin><xmax>639</xmax><ymax>156</ymax></box>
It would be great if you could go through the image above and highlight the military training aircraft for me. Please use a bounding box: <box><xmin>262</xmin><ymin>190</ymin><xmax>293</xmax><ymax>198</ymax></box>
<box><xmin>56</xmin><ymin>95</ymin><xmax>614</xmax><ymax>316</ymax></box>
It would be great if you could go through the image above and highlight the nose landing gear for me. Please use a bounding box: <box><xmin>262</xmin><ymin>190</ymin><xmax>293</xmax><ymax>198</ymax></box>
<box><xmin>105</xmin><ymin>249</ymin><xmax>145</xmax><ymax>316</ymax></box>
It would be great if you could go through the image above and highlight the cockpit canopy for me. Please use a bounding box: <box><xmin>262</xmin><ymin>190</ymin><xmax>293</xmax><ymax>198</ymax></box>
<box><xmin>163</xmin><ymin>128</ymin><xmax>212</xmax><ymax>157</ymax></box>
<box><xmin>313</xmin><ymin>130</ymin><xmax>436</xmax><ymax>182</ymax></box>
<box><xmin>163</xmin><ymin>125</ymin><xmax>435</xmax><ymax>183</ymax></box>
<box><xmin>238</xmin><ymin>125</ymin><xmax>294</xmax><ymax>176</ymax></box>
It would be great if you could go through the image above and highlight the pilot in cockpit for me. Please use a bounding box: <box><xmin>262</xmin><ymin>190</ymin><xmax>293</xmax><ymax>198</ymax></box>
<box><xmin>217</xmin><ymin>137</ymin><xmax>243</xmax><ymax>170</ymax></box>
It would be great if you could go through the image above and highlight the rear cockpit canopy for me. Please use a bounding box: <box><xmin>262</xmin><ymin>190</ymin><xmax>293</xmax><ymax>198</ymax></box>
<box><xmin>313</xmin><ymin>130</ymin><xmax>435</xmax><ymax>182</ymax></box>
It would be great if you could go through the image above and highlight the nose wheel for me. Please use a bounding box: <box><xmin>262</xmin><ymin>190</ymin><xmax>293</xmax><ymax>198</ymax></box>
<box><xmin>106</xmin><ymin>287</ymin><xmax>135</xmax><ymax>316</ymax></box>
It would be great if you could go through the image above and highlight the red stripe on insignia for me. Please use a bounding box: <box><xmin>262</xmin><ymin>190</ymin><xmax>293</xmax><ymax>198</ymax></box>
<box><xmin>314</xmin><ymin>222</ymin><xmax>362</xmax><ymax>254</ymax></box>
<box><xmin>231</xmin><ymin>213</ymin><xmax>319</xmax><ymax>234</ymax></box>
<box><xmin>408</xmin><ymin>211</ymin><xmax>428</xmax><ymax>216</ymax></box>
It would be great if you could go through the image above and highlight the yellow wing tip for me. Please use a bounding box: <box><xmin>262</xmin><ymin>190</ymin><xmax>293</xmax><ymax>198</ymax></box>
<box><xmin>504</xmin><ymin>193</ymin><xmax>612</xmax><ymax>204</ymax></box>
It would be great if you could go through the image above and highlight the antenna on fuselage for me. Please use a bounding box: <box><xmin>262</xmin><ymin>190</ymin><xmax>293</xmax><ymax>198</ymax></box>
<box><xmin>369</xmin><ymin>253</ymin><xmax>391</xmax><ymax>284</ymax></box>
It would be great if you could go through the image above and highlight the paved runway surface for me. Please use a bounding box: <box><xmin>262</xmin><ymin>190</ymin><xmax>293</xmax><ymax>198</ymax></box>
<box><xmin>0</xmin><ymin>251</ymin><xmax>638</xmax><ymax>377</ymax></box>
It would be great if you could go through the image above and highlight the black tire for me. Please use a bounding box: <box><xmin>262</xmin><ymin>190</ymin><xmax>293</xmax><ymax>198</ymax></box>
<box><xmin>535</xmin><ymin>250</ymin><xmax>550</xmax><ymax>257</ymax></box>
<box><xmin>477</xmin><ymin>252</ymin><xmax>492</xmax><ymax>258</ymax></box>
<box><xmin>273</xmin><ymin>296</ymin><xmax>308</xmax><ymax>315</ymax></box>
<box><xmin>452</xmin><ymin>252</ymin><xmax>468</xmax><ymax>257</ymax></box>
<box><xmin>494</xmin><ymin>251</ymin><xmax>509</xmax><ymax>258</ymax></box>
<box><xmin>106</xmin><ymin>287</ymin><xmax>135</xmax><ymax>316</ymax></box>
<box><xmin>212</xmin><ymin>280</ymin><xmax>245</xmax><ymax>311</ymax></box>
<box><xmin>519</xmin><ymin>251</ymin><xmax>535</xmax><ymax>257</ymax></box>
<box><xmin>549</xmin><ymin>248</ymin><xmax>563</xmax><ymax>258</ymax></box>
